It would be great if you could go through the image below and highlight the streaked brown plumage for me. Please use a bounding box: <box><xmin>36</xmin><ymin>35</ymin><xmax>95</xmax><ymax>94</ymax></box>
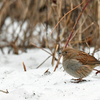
<box><xmin>62</xmin><ymin>47</ymin><xmax>100</xmax><ymax>83</ymax></box>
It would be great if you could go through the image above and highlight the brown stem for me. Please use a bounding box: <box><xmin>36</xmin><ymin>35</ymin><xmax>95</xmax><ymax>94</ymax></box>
<box><xmin>65</xmin><ymin>0</ymin><xmax>91</xmax><ymax>48</ymax></box>
<box><xmin>36</xmin><ymin>56</ymin><xmax>51</xmax><ymax>69</ymax></box>
<box><xmin>22</xmin><ymin>62</ymin><xmax>27</xmax><ymax>71</ymax></box>
<box><xmin>0</xmin><ymin>89</ymin><xmax>9</xmax><ymax>94</ymax></box>
<box><xmin>54</xmin><ymin>55</ymin><xmax>62</xmax><ymax>72</ymax></box>
<box><xmin>50</xmin><ymin>0</ymin><xmax>85</xmax><ymax>35</ymax></box>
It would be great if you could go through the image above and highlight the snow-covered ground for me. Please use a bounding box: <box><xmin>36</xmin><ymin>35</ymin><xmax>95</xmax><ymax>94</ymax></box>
<box><xmin>0</xmin><ymin>48</ymin><xmax>100</xmax><ymax>100</ymax></box>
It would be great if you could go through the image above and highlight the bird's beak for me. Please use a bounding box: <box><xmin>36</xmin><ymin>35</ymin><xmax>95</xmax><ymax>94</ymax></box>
<box><xmin>58</xmin><ymin>52</ymin><xmax>62</xmax><ymax>54</ymax></box>
<box><xmin>58</xmin><ymin>52</ymin><xmax>63</xmax><ymax>55</ymax></box>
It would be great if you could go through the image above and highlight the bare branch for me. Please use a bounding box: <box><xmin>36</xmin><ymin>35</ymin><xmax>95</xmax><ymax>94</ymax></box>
<box><xmin>22</xmin><ymin>62</ymin><xmax>27</xmax><ymax>71</ymax></box>
<box><xmin>36</xmin><ymin>56</ymin><xmax>51</xmax><ymax>69</ymax></box>
<box><xmin>0</xmin><ymin>89</ymin><xmax>9</xmax><ymax>94</ymax></box>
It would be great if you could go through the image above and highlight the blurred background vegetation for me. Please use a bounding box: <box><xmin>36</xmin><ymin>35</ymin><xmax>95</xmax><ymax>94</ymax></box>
<box><xmin>0</xmin><ymin>0</ymin><xmax>99</xmax><ymax>55</ymax></box>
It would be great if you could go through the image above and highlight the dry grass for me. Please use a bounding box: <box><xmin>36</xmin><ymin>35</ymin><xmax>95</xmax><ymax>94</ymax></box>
<box><xmin>0</xmin><ymin>0</ymin><xmax>99</xmax><ymax>54</ymax></box>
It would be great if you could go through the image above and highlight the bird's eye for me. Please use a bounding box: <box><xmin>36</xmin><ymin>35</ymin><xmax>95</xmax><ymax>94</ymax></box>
<box><xmin>65</xmin><ymin>51</ymin><xmax>67</xmax><ymax>53</ymax></box>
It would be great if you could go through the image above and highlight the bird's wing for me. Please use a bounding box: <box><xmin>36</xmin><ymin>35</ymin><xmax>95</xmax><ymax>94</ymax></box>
<box><xmin>75</xmin><ymin>51</ymin><xmax>99</xmax><ymax>65</ymax></box>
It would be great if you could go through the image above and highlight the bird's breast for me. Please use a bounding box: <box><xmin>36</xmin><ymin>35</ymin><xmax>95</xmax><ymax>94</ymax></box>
<box><xmin>62</xmin><ymin>59</ymin><xmax>82</xmax><ymax>78</ymax></box>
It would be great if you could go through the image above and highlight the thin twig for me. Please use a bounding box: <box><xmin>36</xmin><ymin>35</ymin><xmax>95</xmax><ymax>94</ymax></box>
<box><xmin>31</xmin><ymin>42</ymin><xmax>52</xmax><ymax>55</ymax></box>
<box><xmin>31</xmin><ymin>42</ymin><xmax>58</xmax><ymax>61</ymax></box>
<box><xmin>70</xmin><ymin>16</ymin><xmax>87</xmax><ymax>42</ymax></box>
<box><xmin>44</xmin><ymin>69</ymin><xmax>49</xmax><ymax>74</ymax></box>
<box><xmin>85</xmin><ymin>39</ymin><xmax>90</xmax><ymax>53</ymax></box>
<box><xmin>31</xmin><ymin>42</ymin><xmax>60</xmax><ymax>69</ymax></box>
<box><xmin>36</xmin><ymin>56</ymin><xmax>51</xmax><ymax>69</ymax></box>
<box><xmin>50</xmin><ymin>0</ymin><xmax>85</xmax><ymax>35</ymax></box>
<box><xmin>65</xmin><ymin>0</ymin><xmax>91</xmax><ymax>48</ymax></box>
<box><xmin>46</xmin><ymin>0</ymin><xmax>48</xmax><ymax>37</ymax></box>
<box><xmin>0</xmin><ymin>89</ymin><xmax>9</xmax><ymax>94</ymax></box>
<box><xmin>54</xmin><ymin>55</ymin><xmax>62</xmax><ymax>72</ymax></box>
<box><xmin>81</xmin><ymin>22</ymin><xmax>94</xmax><ymax>33</ymax></box>
<box><xmin>22</xmin><ymin>62</ymin><xmax>27</xmax><ymax>71</ymax></box>
<box><xmin>52</xmin><ymin>44</ymin><xmax>58</xmax><ymax>66</ymax></box>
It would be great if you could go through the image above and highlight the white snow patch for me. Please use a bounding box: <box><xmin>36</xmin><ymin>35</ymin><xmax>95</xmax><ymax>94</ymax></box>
<box><xmin>0</xmin><ymin>48</ymin><xmax>100</xmax><ymax>100</ymax></box>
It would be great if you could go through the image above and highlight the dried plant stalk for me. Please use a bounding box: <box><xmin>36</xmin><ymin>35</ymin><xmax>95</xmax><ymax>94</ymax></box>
<box><xmin>36</xmin><ymin>56</ymin><xmax>51</xmax><ymax>69</ymax></box>
<box><xmin>22</xmin><ymin>62</ymin><xmax>27</xmax><ymax>71</ymax></box>
<box><xmin>0</xmin><ymin>0</ymin><xmax>99</xmax><ymax>55</ymax></box>
<box><xmin>54</xmin><ymin>55</ymin><xmax>62</xmax><ymax>72</ymax></box>
<box><xmin>50</xmin><ymin>0</ymin><xmax>85</xmax><ymax>35</ymax></box>
<box><xmin>0</xmin><ymin>89</ymin><xmax>9</xmax><ymax>94</ymax></box>
<box><xmin>98</xmin><ymin>0</ymin><xmax>100</xmax><ymax>34</ymax></box>
<box><xmin>52</xmin><ymin>44</ymin><xmax>58</xmax><ymax>66</ymax></box>
<box><xmin>31</xmin><ymin>43</ymin><xmax>52</xmax><ymax>55</ymax></box>
<box><xmin>44</xmin><ymin>69</ymin><xmax>49</xmax><ymax>74</ymax></box>
<box><xmin>65</xmin><ymin>0</ymin><xmax>91</xmax><ymax>48</ymax></box>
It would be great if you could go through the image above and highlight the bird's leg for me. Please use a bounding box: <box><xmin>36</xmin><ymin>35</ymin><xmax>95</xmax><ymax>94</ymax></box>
<box><xmin>93</xmin><ymin>69</ymin><xmax>100</xmax><ymax>75</ymax></box>
<box><xmin>71</xmin><ymin>78</ymin><xmax>86</xmax><ymax>83</ymax></box>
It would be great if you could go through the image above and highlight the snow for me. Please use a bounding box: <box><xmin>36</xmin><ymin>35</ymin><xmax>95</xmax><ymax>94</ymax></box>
<box><xmin>0</xmin><ymin>18</ymin><xmax>100</xmax><ymax>100</ymax></box>
<box><xmin>0</xmin><ymin>48</ymin><xmax>100</xmax><ymax>100</ymax></box>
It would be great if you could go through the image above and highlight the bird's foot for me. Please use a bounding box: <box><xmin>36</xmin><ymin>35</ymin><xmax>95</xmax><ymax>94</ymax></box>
<box><xmin>93</xmin><ymin>69</ymin><xmax>100</xmax><ymax>75</ymax></box>
<box><xmin>71</xmin><ymin>78</ymin><xmax>86</xmax><ymax>83</ymax></box>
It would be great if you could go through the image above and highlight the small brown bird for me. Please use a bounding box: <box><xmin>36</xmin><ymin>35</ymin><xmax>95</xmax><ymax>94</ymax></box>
<box><xmin>62</xmin><ymin>47</ymin><xmax>100</xmax><ymax>83</ymax></box>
